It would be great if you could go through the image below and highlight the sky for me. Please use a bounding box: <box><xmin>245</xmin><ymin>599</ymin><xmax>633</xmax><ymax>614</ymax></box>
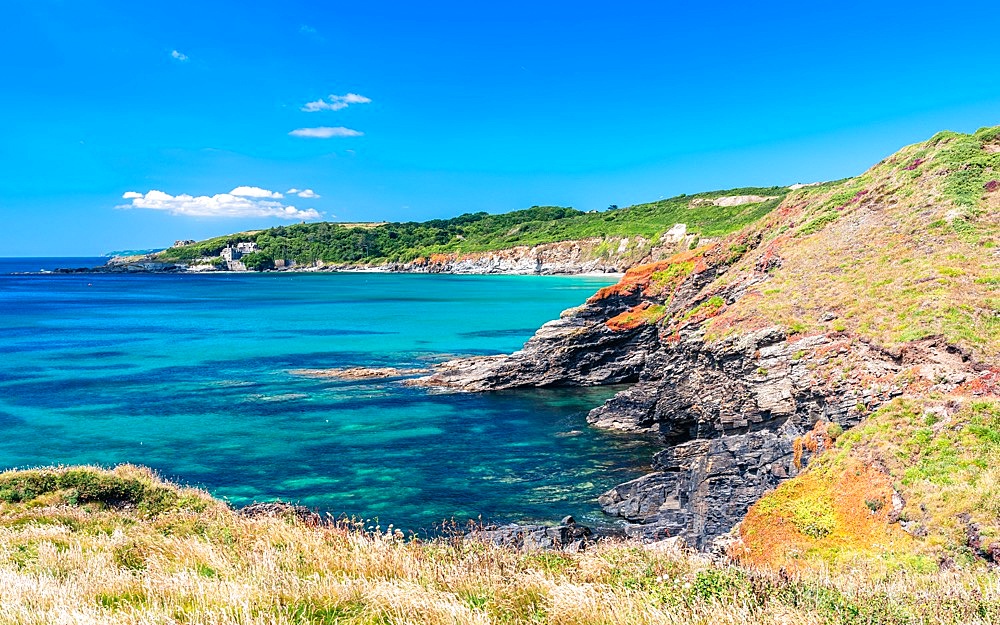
<box><xmin>3</xmin><ymin>1</ymin><xmax>1000</xmax><ymax>256</ymax></box>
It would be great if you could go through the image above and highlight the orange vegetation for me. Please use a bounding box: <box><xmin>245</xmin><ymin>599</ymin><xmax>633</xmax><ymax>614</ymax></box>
<box><xmin>589</xmin><ymin>246</ymin><xmax>713</xmax><ymax>302</ymax></box>
<box><xmin>791</xmin><ymin>420</ymin><xmax>835</xmax><ymax>470</ymax></box>
<box><xmin>955</xmin><ymin>367</ymin><xmax>1000</xmax><ymax>397</ymax></box>
<box><xmin>606</xmin><ymin>302</ymin><xmax>667</xmax><ymax>331</ymax></box>
<box><xmin>735</xmin><ymin>451</ymin><xmax>913</xmax><ymax>571</ymax></box>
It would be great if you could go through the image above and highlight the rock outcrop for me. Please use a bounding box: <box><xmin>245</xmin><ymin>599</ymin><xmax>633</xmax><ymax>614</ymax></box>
<box><xmin>418</xmin><ymin>233</ymin><xmax>986</xmax><ymax>549</ymax></box>
<box><xmin>413</xmin><ymin>301</ymin><xmax>658</xmax><ymax>391</ymax></box>
<box><xmin>466</xmin><ymin>517</ymin><xmax>596</xmax><ymax>552</ymax></box>
<box><xmin>290</xmin><ymin>367</ymin><xmax>429</xmax><ymax>380</ymax></box>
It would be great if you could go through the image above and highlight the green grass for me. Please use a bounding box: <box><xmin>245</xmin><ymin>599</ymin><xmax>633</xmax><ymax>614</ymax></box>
<box><xmin>748</xmin><ymin>399</ymin><xmax>1000</xmax><ymax>568</ymax></box>
<box><xmin>0</xmin><ymin>465</ymin><xmax>211</xmax><ymax>517</ymax></box>
<box><xmin>933</xmin><ymin>127</ymin><xmax>1000</xmax><ymax>209</ymax></box>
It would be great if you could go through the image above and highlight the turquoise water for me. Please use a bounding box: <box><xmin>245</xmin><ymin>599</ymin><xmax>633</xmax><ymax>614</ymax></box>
<box><xmin>0</xmin><ymin>260</ymin><xmax>655</xmax><ymax>531</ymax></box>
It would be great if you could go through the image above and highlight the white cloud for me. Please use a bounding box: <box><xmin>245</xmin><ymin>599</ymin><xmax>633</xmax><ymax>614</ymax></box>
<box><xmin>171</xmin><ymin>50</ymin><xmax>189</xmax><ymax>62</ymax></box>
<box><xmin>230</xmin><ymin>186</ymin><xmax>283</xmax><ymax>199</ymax></box>
<box><xmin>296</xmin><ymin>189</ymin><xmax>320</xmax><ymax>198</ymax></box>
<box><xmin>289</xmin><ymin>126</ymin><xmax>363</xmax><ymax>138</ymax></box>
<box><xmin>302</xmin><ymin>93</ymin><xmax>371</xmax><ymax>112</ymax></box>
<box><xmin>118</xmin><ymin>189</ymin><xmax>321</xmax><ymax>220</ymax></box>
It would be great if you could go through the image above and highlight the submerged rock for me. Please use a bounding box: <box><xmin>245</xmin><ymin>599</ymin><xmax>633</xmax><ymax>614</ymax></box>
<box><xmin>290</xmin><ymin>366</ymin><xmax>429</xmax><ymax>380</ymax></box>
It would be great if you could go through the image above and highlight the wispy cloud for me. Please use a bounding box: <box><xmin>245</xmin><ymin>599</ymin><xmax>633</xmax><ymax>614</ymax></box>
<box><xmin>171</xmin><ymin>50</ymin><xmax>189</xmax><ymax>62</ymax></box>
<box><xmin>118</xmin><ymin>187</ymin><xmax>321</xmax><ymax>220</ymax></box>
<box><xmin>287</xmin><ymin>188</ymin><xmax>321</xmax><ymax>198</ymax></box>
<box><xmin>289</xmin><ymin>126</ymin><xmax>363</xmax><ymax>138</ymax></box>
<box><xmin>302</xmin><ymin>93</ymin><xmax>371</xmax><ymax>112</ymax></box>
<box><xmin>300</xmin><ymin>25</ymin><xmax>317</xmax><ymax>35</ymax></box>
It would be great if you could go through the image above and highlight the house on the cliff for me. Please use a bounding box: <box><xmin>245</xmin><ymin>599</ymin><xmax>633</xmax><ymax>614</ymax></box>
<box><xmin>220</xmin><ymin>242</ymin><xmax>259</xmax><ymax>270</ymax></box>
<box><xmin>220</xmin><ymin>242</ymin><xmax>259</xmax><ymax>263</ymax></box>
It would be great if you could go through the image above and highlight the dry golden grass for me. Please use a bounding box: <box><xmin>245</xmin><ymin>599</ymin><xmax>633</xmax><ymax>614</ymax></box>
<box><xmin>0</xmin><ymin>466</ymin><xmax>997</xmax><ymax>624</ymax></box>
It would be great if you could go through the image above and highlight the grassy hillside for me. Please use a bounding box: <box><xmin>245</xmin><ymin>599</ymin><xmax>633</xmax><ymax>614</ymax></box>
<box><xmin>704</xmin><ymin>126</ymin><xmax>1000</xmax><ymax>358</ymax></box>
<box><xmin>1</xmin><ymin>465</ymin><xmax>998</xmax><ymax>624</ymax></box>
<box><xmin>587</xmin><ymin>126</ymin><xmax>1000</xmax><ymax>360</ymax></box>
<box><xmin>577</xmin><ymin>125</ymin><xmax>1000</xmax><ymax>574</ymax></box>
<box><xmin>155</xmin><ymin>187</ymin><xmax>787</xmax><ymax>265</ymax></box>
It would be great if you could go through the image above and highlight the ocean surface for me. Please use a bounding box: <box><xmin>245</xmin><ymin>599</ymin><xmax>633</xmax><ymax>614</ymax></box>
<box><xmin>0</xmin><ymin>258</ymin><xmax>656</xmax><ymax>531</ymax></box>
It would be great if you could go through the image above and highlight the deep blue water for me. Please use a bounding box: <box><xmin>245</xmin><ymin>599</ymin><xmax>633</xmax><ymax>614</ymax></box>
<box><xmin>0</xmin><ymin>259</ymin><xmax>655</xmax><ymax>531</ymax></box>
<box><xmin>2</xmin><ymin>257</ymin><xmax>107</xmax><ymax>273</ymax></box>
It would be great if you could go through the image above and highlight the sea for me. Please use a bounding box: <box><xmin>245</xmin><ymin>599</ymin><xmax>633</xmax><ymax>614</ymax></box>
<box><xmin>0</xmin><ymin>258</ymin><xmax>656</xmax><ymax>532</ymax></box>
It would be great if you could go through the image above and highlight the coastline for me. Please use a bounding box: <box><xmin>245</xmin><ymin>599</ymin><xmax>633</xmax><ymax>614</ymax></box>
<box><xmin>40</xmin><ymin>260</ymin><xmax>626</xmax><ymax>279</ymax></box>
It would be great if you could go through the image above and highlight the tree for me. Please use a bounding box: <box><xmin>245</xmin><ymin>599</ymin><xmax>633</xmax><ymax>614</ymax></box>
<box><xmin>242</xmin><ymin>252</ymin><xmax>275</xmax><ymax>271</ymax></box>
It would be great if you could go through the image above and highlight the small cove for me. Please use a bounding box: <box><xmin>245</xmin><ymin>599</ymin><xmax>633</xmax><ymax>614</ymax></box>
<box><xmin>0</xmin><ymin>262</ymin><xmax>657</xmax><ymax>531</ymax></box>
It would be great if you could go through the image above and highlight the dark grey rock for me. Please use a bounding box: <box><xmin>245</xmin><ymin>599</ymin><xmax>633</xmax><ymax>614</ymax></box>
<box><xmin>468</xmin><ymin>522</ymin><xmax>594</xmax><ymax>551</ymax></box>
<box><xmin>239</xmin><ymin>502</ymin><xmax>321</xmax><ymax>525</ymax></box>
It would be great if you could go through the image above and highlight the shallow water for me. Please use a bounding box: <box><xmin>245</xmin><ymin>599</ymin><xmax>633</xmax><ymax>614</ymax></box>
<box><xmin>0</xmin><ymin>260</ymin><xmax>655</xmax><ymax>531</ymax></box>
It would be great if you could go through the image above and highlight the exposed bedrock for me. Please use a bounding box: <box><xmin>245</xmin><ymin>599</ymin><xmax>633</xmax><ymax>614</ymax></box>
<box><xmin>419</xmin><ymin>281</ymin><xmax>981</xmax><ymax>549</ymax></box>
<box><xmin>414</xmin><ymin>291</ymin><xmax>661</xmax><ymax>391</ymax></box>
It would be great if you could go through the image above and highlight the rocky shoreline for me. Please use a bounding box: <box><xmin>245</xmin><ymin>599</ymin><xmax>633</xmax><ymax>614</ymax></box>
<box><xmin>414</xmin><ymin>242</ymin><xmax>989</xmax><ymax>551</ymax></box>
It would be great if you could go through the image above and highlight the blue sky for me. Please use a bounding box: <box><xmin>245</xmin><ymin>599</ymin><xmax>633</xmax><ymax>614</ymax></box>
<box><xmin>3</xmin><ymin>1</ymin><xmax>1000</xmax><ymax>255</ymax></box>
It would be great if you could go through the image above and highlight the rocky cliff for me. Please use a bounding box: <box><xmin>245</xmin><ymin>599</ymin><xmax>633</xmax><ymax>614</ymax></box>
<box><xmin>382</xmin><ymin>226</ymin><xmax>697</xmax><ymax>275</ymax></box>
<box><xmin>417</xmin><ymin>127</ymin><xmax>1000</xmax><ymax>549</ymax></box>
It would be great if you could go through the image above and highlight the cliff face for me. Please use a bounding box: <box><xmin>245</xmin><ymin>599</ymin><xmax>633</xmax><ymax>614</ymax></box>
<box><xmin>418</xmin><ymin>127</ymin><xmax>1000</xmax><ymax>549</ymax></box>
<box><xmin>370</xmin><ymin>229</ymin><xmax>700</xmax><ymax>275</ymax></box>
<box><xmin>104</xmin><ymin>229</ymin><xmax>703</xmax><ymax>275</ymax></box>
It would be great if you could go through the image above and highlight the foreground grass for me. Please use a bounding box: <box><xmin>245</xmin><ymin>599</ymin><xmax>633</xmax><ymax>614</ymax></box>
<box><xmin>0</xmin><ymin>466</ymin><xmax>998</xmax><ymax>624</ymax></box>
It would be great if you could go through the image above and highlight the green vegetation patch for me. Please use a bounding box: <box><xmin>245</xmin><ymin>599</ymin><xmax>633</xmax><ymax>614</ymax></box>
<box><xmin>156</xmin><ymin>187</ymin><xmax>788</xmax><ymax>266</ymax></box>
<box><xmin>0</xmin><ymin>466</ymin><xmax>206</xmax><ymax>516</ymax></box>
<box><xmin>934</xmin><ymin>126</ymin><xmax>1000</xmax><ymax>209</ymax></box>
<box><xmin>841</xmin><ymin>399</ymin><xmax>1000</xmax><ymax>553</ymax></box>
